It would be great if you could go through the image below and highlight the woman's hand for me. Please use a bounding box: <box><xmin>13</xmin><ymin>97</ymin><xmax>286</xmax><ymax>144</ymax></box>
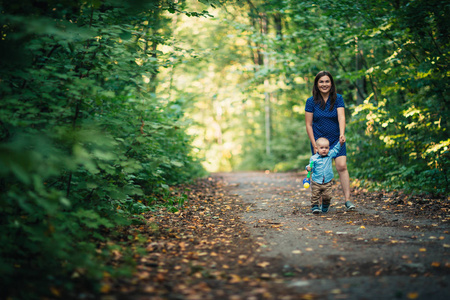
<box><xmin>339</xmin><ymin>134</ymin><xmax>346</xmax><ymax>145</ymax></box>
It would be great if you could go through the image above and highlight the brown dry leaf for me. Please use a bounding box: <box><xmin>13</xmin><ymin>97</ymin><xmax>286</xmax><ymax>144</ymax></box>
<box><xmin>156</xmin><ymin>273</ymin><xmax>165</xmax><ymax>282</ymax></box>
<box><xmin>257</xmin><ymin>261</ymin><xmax>270</xmax><ymax>268</ymax></box>
<box><xmin>229</xmin><ymin>274</ymin><xmax>242</xmax><ymax>283</ymax></box>
<box><xmin>137</xmin><ymin>271</ymin><xmax>151</xmax><ymax>280</ymax></box>
<box><xmin>419</xmin><ymin>248</ymin><xmax>427</xmax><ymax>252</ymax></box>
<box><xmin>50</xmin><ymin>287</ymin><xmax>61</xmax><ymax>297</ymax></box>
<box><xmin>143</xmin><ymin>286</ymin><xmax>156</xmax><ymax>293</ymax></box>
<box><xmin>407</xmin><ymin>292</ymin><xmax>419</xmax><ymax>299</ymax></box>
<box><xmin>100</xmin><ymin>284</ymin><xmax>111</xmax><ymax>294</ymax></box>
<box><xmin>431</xmin><ymin>262</ymin><xmax>441</xmax><ymax>267</ymax></box>
<box><xmin>194</xmin><ymin>282</ymin><xmax>211</xmax><ymax>292</ymax></box>
<box><xmin>179</xmin><ymin>241</ymin><xmax>187</xmax><ymax>251</ymax></box>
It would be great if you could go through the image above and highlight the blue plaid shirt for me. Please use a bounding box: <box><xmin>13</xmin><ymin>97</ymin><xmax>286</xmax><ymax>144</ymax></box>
<box><xmin>306</xmin><ymin>143</ymin><xmax>341</xmax><ymax>184</ymax></box>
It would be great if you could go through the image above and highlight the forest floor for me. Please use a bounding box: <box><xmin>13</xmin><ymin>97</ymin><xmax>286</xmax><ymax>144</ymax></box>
<box><xmin>105</xmin><ymin>171</ymin><xmax>450</xmax><ymax>300</ymax></box>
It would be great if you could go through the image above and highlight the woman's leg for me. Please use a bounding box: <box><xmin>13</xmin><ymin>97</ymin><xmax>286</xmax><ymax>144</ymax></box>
<box><xmin>335</xmin><ymin>156</ymin><xmax>351</xmax><ymax>202</ymax></box>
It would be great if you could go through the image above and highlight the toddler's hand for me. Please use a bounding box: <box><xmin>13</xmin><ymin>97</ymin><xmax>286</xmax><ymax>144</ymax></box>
<box><xmin>306</xmin><ymin>166</ymin><xmax>311</xmax><ymax>172</ymax></box>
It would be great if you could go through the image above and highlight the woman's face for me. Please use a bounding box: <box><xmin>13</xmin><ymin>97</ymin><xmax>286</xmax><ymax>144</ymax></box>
<box><xmin>317</xmin><ymin>75</ymin><xmax>332</xmax><ymax>95</ymax></box>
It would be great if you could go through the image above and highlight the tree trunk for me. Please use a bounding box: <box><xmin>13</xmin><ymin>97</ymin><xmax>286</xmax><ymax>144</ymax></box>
<box><xmin>262</xmin><ymin>12</ymin><xmax>271</xmax><ymax>156</ymax></box>
<box><xmin>355</xmin><ymin>36</ymin><xmax>366</xmax><ymax>105</ymax></box>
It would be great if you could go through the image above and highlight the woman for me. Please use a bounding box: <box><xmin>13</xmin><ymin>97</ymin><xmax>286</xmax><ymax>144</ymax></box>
<box><xmin>305</xmin><ymin>71</ymin><xmax>355</xmax><ymax>211</ymax></box>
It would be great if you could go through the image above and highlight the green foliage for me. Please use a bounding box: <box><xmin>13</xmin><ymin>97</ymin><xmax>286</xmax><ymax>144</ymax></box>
<box><xmin>177</xmin><ymin>0</ymin><xmax>449</xmax><ymax>195</ymax></box>
<box><xmin>0</xmin><ymin>0</ymin><xmax>207</xmax><ymax>298</ymax></box>
<box><xmin>339</xmin><ymin>0</ymin><xmax>450</xmax><ymax>195</ymax></box>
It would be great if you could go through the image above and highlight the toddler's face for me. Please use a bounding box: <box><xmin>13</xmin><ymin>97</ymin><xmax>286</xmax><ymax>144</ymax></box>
<box><xmin>317</xmin><ymin>142</ymin><xmax>330</xmax><ymax>156</ymax></box>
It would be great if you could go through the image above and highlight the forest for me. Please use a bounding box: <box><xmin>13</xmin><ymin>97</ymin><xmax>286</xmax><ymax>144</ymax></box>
<box><xmin>0</xmin><ymin>0</ymin><xmax>448</xmax><ymax>298</ymax></box>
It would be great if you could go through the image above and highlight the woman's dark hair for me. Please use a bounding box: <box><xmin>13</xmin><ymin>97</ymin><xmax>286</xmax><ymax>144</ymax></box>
<box><xmin>312</xmin><ymin>71</ymin><xmax>337</xmax><ymax>111</ymax></box>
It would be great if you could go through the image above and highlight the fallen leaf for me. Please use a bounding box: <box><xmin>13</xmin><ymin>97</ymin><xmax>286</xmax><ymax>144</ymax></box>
<box><xmin>431</xmin><ymin>262</ymin><xmax>440</xmax><ymax>267</ymax></box>
<box><xmin>302</xmin><ymin>294</ymin><xmax>316</xmax><ymax>300</ymax></box>
<box><xmin>331</xmin><ymin>289</ymin><xmax>341</xmax><ymax>294</ymax></box>
<box><xmin>257</xmin><ymin>261</ymin><xmax>270</xmax><ymax>268</ymax></box>
<box><xmin>143</xmin><ymin>286</ymin><xmax>156</xmax><ymax>293</ymax></box>
<box><xmin>407</xmin><ymin>292</ymin><xmax>419</xmax><ymax>299</ymax></box>
<box><xmin>292</xmin><ymin>250</ymin><xmax>302</xmax><ymax>254</ymax></box>
<box><xmin>50</xmin><ymin>287</ymin><xmax>61</xmax><ymax>297</ymax></box>
<box><xmin>419</xmin><ymin>248</ymin><xmax>427</xmax><ymax>252</ymax></box>
<box><xmin>100</xmin><ymin>284</ymin><xmax>111</xmax><ymax>293</ymax></box>
<box><xmin>229</xmin><ymin>274</ymin><xmax>241</xmax><ymax>283</ymax></box>
<box><xmin>138</xmin><ymin>271</ymin><xmax>151</xmax><ymax>280</ymax></box>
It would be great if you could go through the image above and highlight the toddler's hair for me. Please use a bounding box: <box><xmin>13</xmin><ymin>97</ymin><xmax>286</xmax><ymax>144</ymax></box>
<box><xmin>316</xmin><ymin>137</ymin><xmax>329</xmax><ymax>146</ymax></box>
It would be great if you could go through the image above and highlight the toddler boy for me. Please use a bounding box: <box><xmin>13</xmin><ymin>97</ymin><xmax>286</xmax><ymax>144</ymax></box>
<box><xmin>306</xmin><ymin>137</ymin><xmax>343</xmax><ymax>214</ymax></box>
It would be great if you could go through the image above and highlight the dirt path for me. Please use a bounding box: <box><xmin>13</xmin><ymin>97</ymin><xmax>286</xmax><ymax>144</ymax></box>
<box><xmin>216</xmin><ymin>171</ymin><xmax>450</xmax><ymax>300</ymax></box>
<box><xmin>108</xmin><ymin>171</ymin><xmax>449</xmax><ymax>300</ymax></box>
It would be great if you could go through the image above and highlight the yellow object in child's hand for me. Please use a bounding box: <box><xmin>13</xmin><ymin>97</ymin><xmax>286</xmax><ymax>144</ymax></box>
<box><xmin>303</xmin><ymin>182</ymin><xmax>310</xmax><ymax>188</ymax></box>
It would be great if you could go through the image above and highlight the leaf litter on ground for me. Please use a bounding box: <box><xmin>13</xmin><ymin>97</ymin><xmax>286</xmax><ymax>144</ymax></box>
<box><xmin>102</xmin><ymin>177</ymin><xmax>311</xmax><ymax>300</ymax></box>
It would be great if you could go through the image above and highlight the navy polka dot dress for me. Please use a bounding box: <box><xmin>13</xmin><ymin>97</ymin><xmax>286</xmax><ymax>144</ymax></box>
<box><xmin>305</xmin><ymin>94</ymin><xmax>346</xmax><ymax>157</ymax></box>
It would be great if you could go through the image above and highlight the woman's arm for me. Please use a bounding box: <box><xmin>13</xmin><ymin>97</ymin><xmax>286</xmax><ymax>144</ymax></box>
<box><xmin>305</xmin><ymin>112</ymin><xmax>316</xmax><ymax>151</ymax></box>
<box><xmin>337</xmin><ymin>107</ymin><xmax>346</xmax><ymax>143</ymax></box>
